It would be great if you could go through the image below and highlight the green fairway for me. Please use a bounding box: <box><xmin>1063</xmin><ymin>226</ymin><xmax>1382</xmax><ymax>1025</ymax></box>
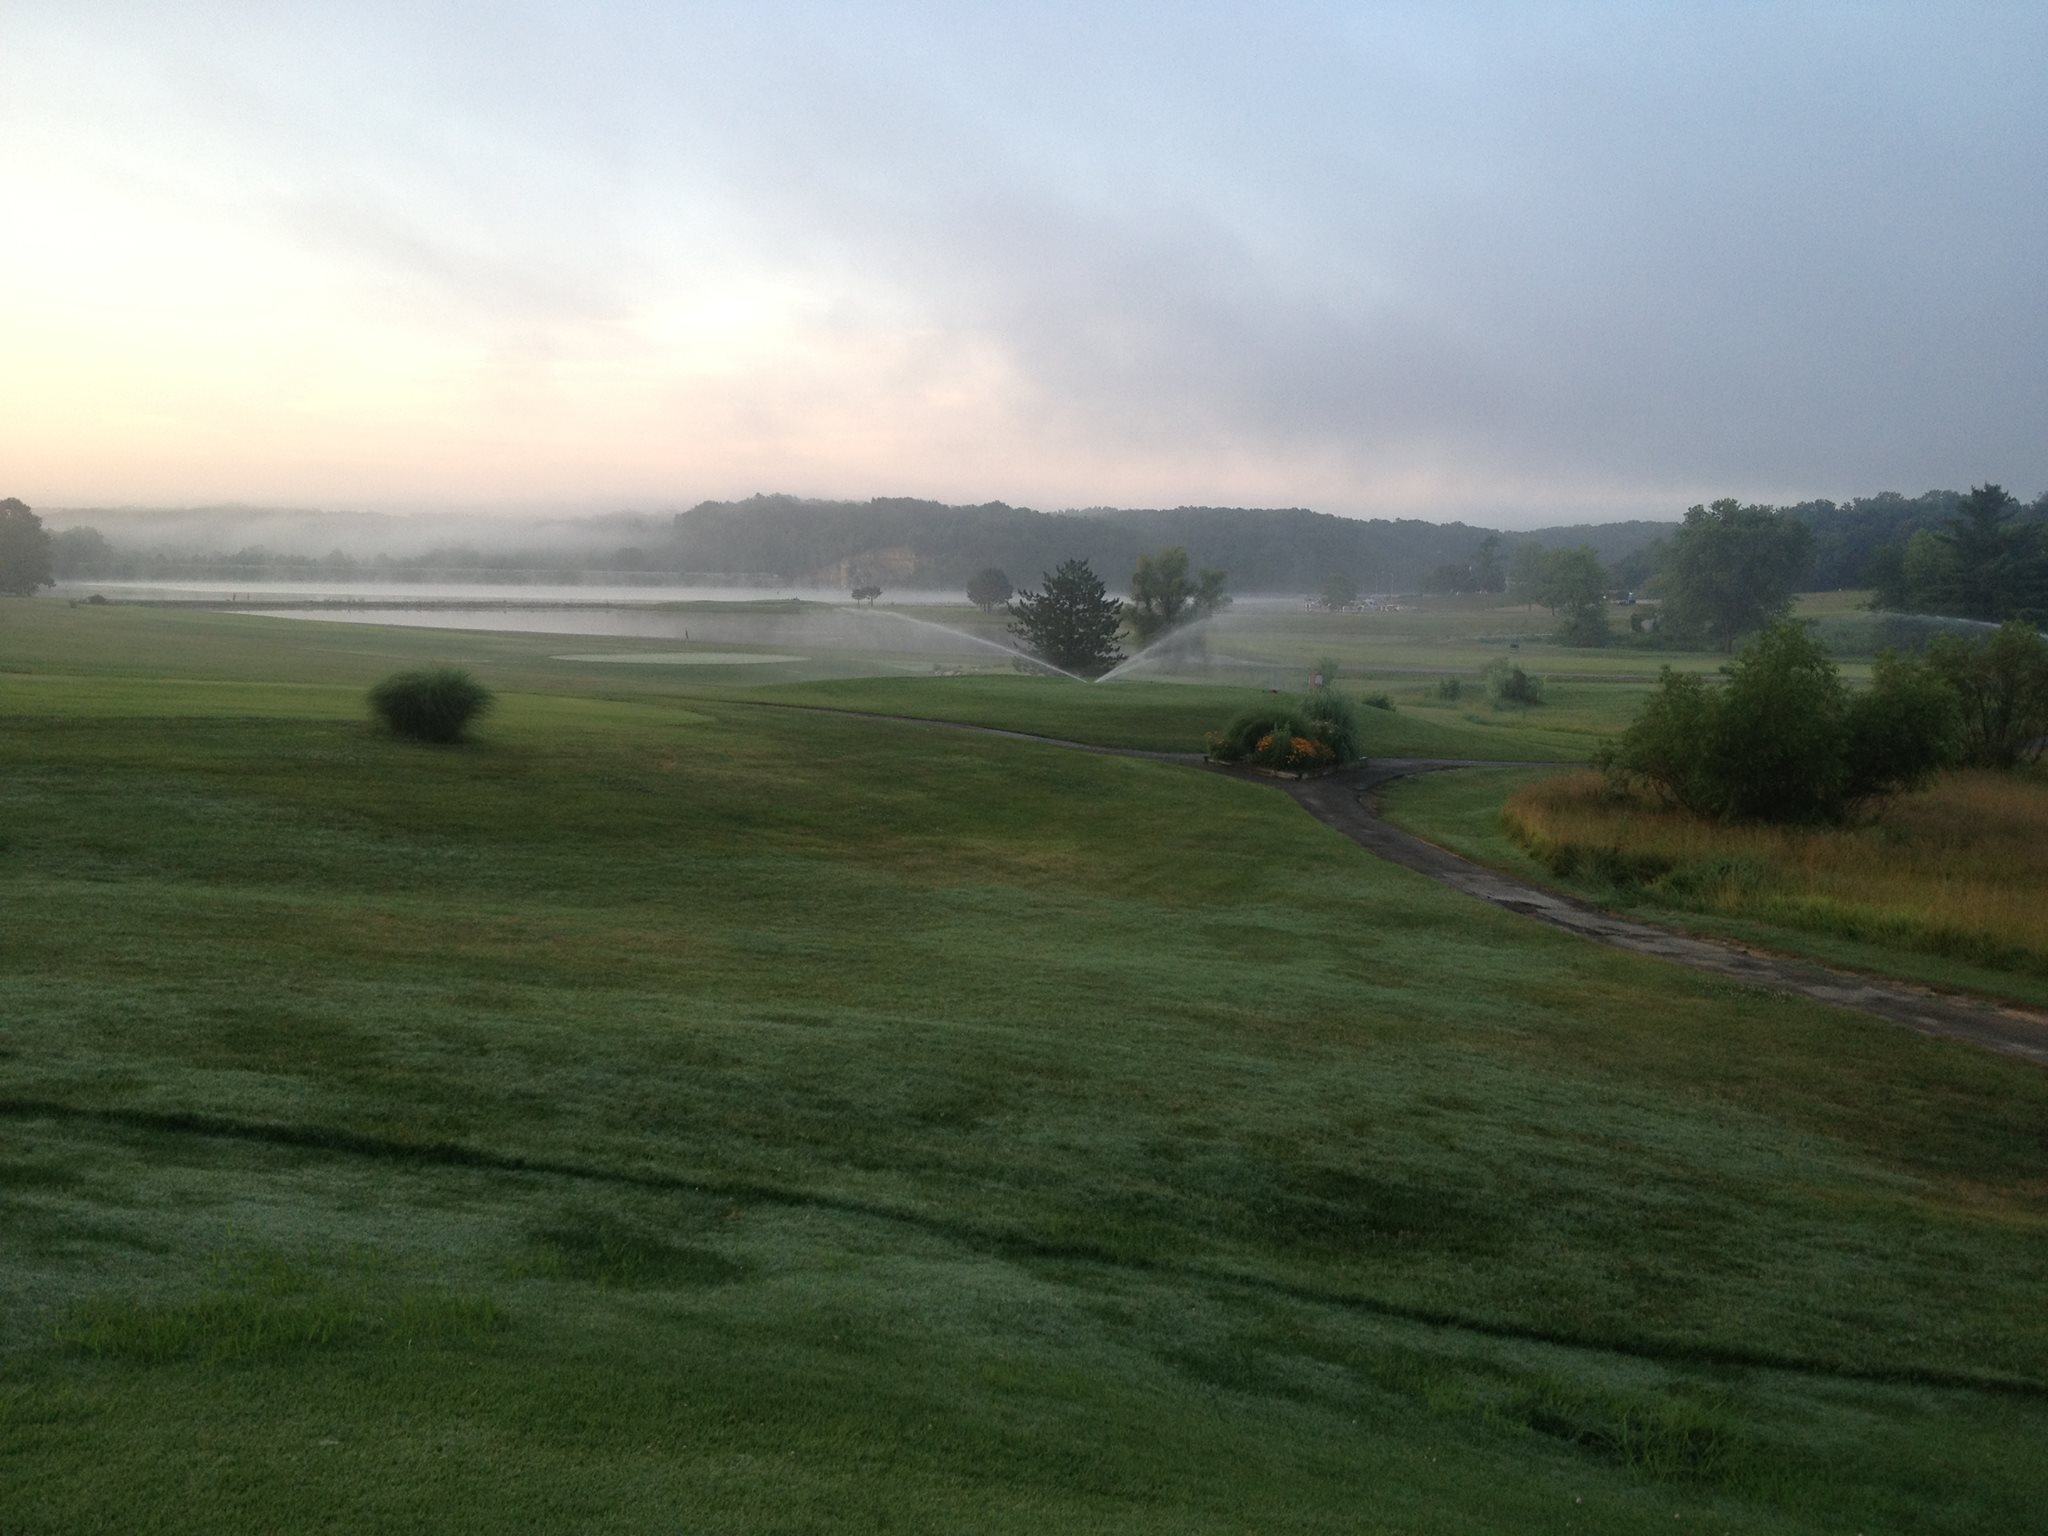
<box><xmin>3</xmin><ymin>601</ymin><xmax>2045</xmax><ymax>1532</ymax></box>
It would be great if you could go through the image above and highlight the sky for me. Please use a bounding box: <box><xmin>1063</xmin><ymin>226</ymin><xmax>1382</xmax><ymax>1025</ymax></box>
<box><xmin>4</xmin><ymin>2</ymin><xmax>2045</xmax><ymax>527</ymax></box>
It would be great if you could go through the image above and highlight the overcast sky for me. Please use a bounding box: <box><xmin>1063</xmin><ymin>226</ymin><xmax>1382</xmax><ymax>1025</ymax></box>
<box><xmin>4</xmin><ymin>2</ymin><xmax>2044</xmax><ymax>525</ymax></box>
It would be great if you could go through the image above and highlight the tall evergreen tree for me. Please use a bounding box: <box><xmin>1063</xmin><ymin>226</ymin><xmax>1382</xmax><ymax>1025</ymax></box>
<box><xmin>1944</xmin><ymin>484</ymin><xmax>2042</xmax><ymax>622</ymax></box>
<box><xmin>1007</xmin><ymin>560</ymin><xmax>1125</xmax><ymax>676</ymax></box>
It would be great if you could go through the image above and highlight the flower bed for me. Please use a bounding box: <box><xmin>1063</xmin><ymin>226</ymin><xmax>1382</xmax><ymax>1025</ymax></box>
<box><xmin>1204</xmin><ymin>690</ymin><xmax>1362</xmax><ymax>776</ymax></box>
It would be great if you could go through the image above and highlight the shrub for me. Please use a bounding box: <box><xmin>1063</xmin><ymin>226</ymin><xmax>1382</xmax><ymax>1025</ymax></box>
<box><xmin>1924</xmin><ymin>620</ymin><xmax>2048</xmax><ymax>769</ymax></box>
<box><xmin>1208</xmin><ymin>688</ymin><xmax>1362</xmax><ymax>769</ymax></box>
<box><xmin>1360</xmin><ymin>691</ymin><xmax>1395</xmax><ymax>712</ymax></box>
<box><xmin>368</xmin><ymin>668</ymin><xmax>495</xmax><ymax>744</ymax></box>
<box><xmin>1436</xmin><ymin>676</ymin><xmax>1464</xmax><ymax>701</ymax></box>
<box><xmin>1842</xmin><ymin>650</ymin><xmax>1961</xmax><ymax>800</ymax></box>
<box><xmin>1600</xmin><ymin>622</ymin><xmax>1954</xmax><ymax>823</ymax></box>
<box><xmin>1596</xmin><ymin>668</ymin><xmax>1718</xmax><ymax>814</ymax></box>
<box><xmin>1705</xmin><ymin>622</ymin><xmax>1854</xmax><ymax>821</ymax></box>
<box><xmin>1554</xmin><ymin>606</ymin><xmax>1611</xmax><ymax>648</ymax></box>
<box><xmin>1486</xmin><ymin>659</ymin><xmax>1544</xmax><ymax>706</ymax></box>
<box><xmin>1295</xmin><ymin>686</ymin><xmax>1364</xmax><ymax>762</ymax></box>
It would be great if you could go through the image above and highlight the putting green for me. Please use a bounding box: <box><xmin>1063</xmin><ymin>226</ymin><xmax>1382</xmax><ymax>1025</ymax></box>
<box><xmin>553</xmin><ymin>651</ymin><xmax>807</xmax><ymax>665</ymax></box>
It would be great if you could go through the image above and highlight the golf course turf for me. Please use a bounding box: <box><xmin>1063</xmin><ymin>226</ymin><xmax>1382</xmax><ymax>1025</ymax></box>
<box><xmin>3</xmin><ymin>602</ymin><xmax>2045</xmax><ymax>1532</ymax></box>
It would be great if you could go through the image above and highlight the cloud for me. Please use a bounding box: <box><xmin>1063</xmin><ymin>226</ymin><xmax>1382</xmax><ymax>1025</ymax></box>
<box><xmin>4</xmin><ymin>2</ymin><xmax>2044</xmax><ymax>520</ymax></box>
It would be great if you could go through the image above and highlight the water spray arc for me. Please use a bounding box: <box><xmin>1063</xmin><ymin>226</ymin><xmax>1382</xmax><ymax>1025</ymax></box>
<box><xmin>1095</xmin><ymin>613</ymin><xmax>1257</xmax><ymax>683</ymax></box>
<box><xmin>838</xmin><ymin>606</ymin><xmax>1090</xmax><ymax>683</ymax></box>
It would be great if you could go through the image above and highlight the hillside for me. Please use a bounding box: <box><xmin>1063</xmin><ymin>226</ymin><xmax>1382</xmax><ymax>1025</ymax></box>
<box><xmin>667</xmin><ymin>495</ymin><xmax>1675</xmax><ymax>592</ymax></box>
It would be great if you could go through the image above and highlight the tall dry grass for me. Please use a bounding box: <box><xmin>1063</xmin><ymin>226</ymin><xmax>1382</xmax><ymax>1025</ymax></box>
<box><xmin>1504</xmin><ymin>770</ymin><xmax>2048</xmax><ymax>974</ymax></box>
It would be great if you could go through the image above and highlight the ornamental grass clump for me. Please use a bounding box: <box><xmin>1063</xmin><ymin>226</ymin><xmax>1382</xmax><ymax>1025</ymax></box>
<box><xmin>368</xmin><ymin>668</ymin><xmax>495</xmax><ymax>744</ymax></box>
<box><xmin>1295</xmin><ymin>686</ymin><xmax>1363</xmax><ymax>761</ymax></box>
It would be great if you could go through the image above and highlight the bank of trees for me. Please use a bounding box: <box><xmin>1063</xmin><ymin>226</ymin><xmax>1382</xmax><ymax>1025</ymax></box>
<box><xmin>1603</xmin><ymin>618</ymin><xmax>2045</xmax><ymax>825</ymax></box>
<box><xmin>1866</xmin><ymin>485</ymin><xmax>2047</xmax><ymax>624</ymax></box>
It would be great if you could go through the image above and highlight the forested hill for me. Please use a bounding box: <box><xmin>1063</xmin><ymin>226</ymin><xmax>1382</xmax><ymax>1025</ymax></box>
<box><xmin>669</xmin><ymin>495</ymin><xmax>1674</xmax><ymax>591</ymax></box>
<box><xmin>1787</xmin><ymin>489</ymin><xmax>2048</xmax><ymax>589</ymax></box>
<box><xmin>43</xmin><ymin>488</ymin><xmax>2041</xmax><ymax>593</ymax></box>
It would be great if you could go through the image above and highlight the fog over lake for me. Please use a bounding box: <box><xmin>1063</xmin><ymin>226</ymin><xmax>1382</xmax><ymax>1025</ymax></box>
<box><xmin>52</xmin><ymin>580</ymin><xmax>969</xmax><ymax>606</ymax></box>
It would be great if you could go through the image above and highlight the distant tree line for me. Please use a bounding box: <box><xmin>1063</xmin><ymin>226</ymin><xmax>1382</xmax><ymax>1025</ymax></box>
<box><xmin>1615</xmin><ymin>484</ymin><xmax>2048</xmax><ymax>621</ymax></box>
<box><xmin>1862</xmin><ymin>485</ymin><xmax>2047</xmax><ymax>623</ymax></box>
<box><xmin>663</xmin><ymin>495</ymin><xmax>1667</xmax><ymax>594</ymax></box>
<box><xmin>40</xmin><ymin>533</ymin><xmax>721</xmax><ymax>585</ymax></box>
<box><xmin>35</xmin><ymin>485</ymin><xmax>2045</xmax><ymax>626</ymax></box>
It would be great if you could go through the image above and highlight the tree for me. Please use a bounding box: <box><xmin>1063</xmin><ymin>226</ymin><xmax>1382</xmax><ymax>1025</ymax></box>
<box><xmin>1532</xmin><ymin>546</ymin><xmax>1610</xmax><ymax>645</ymax></box>
<box><xmin>1866</xmin><ymin>485</ymin><xmax>2048</xmax><ymax>623</ymax></box>
<box><xmin>1658</xmin><ymin>499</ymin><xmax>1813</xmax><ymax>651</ymax></box>
<box><xmin>1426</xmin><ymin>535</ymin><xmax>1506</xmax><ymax>597</ymax></box>
<box><xmin>1508</xmin><ymin>543</ymin><xmax>1550</xmax><ymax>605</ymax></box>
<box><xmin>1472</xmin><ymin>533</ymin><xmax>1505</xmax><ymax>594</ymax></box>
<box><xmin>1899</xmin><ymin>529</ymin><xmax>1963</xmax><ymax>616</ymax></box>
<box><xmin>966</xmin><ymin>566</ymin><xmax>1013</xmax><ymax>613</ymax></box>
<box><xmin>1925</xmin><ymin>621</ymin><xmax>2048</xmax><ymax>769</ymax></box>
<box><xmin>1949</xmin><ymin>484</ymin><xmax>2021</xmax><ymax>621</ymax></box>
<box><xmin>1319</xmin><ymin>573</ymin><xmax>1360</xmax><ymax>610</ymax></box>
<box><xmin>0</xmin><ymin>498</ymin><xmax>55</xmax><ymax>597</ymax></box>
<box><xmin>50</xmin><ymin>525</ymin><xmax>117</xmax><ymax>580</ymax></box>
<box><xmin>1423</xmin><ymin>561</ymin><xmax>1471</xmax><ymax>595</ymax></box>
<box><xmin>851</xmin><ymin>584</ymin><xmax>882</xmax><ymax>606</ymax></box>
<box><xmin>1937</xmin><ymin>484</ymin><xmax>2047</xmax><ymax>623</ymax></box>
<box><xmin>1008</xmin><ymin>559</ymin><xmax>1125</xmax><ymax>676</ymax></box>
<box><xmin>1610</xmin><ymin>537</ymin><xmax>1665</xmax><ymax>594</ymax></box>
<box><xmin>1863</xmin><ymin>540</ymin><xmax>1910</xmax><ymax>610</ymax></box>
<box><xmin>1126</xmin><ymin>546</ymin><xmax>1229</xmax><ymax>646</ymax></box>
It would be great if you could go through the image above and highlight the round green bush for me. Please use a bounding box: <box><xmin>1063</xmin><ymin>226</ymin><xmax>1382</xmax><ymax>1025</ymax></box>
<box><xmin>368</xmin><ymin>668</ymin><xmax>495</xmax><ymax>744</ymax></box>
<box><xmin>1486</xmin><ymin>659</ymin><xmax>1545</xmax><ymax>706</ymax></box>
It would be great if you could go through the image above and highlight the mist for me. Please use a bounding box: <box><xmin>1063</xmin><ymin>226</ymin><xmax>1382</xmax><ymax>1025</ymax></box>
<box><xmin>6</xmin><ymin>4</ymin><xmax>2043</xmax><ymax>521</ymax></box>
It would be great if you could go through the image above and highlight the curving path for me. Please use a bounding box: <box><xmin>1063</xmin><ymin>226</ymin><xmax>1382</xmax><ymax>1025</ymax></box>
<box><xmin>757</xmin><ymin>703</ymin><xmax>2048</xmax><ymax>1065</ymax></box>
<box><xmin>1285</xmin><ymin>760</ymin><xmax>2048</xmax><ymax>1065</ymax></box>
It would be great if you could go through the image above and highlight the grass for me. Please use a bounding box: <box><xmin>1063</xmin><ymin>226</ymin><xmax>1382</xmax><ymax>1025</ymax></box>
<box><xmin>3</xmin><ymin>598</ymin><xmax>2047</xmax><ymax>1531</ymax></box>
<box><xmin>1384</xmin><ymin>765</ymin><xmax>2048</xmax><ymax>1010</ymax></box>
<box><xmin>1507</xmin><ymin>770</ymin><xmax>2048</xmax><ymax>972</ymax></box>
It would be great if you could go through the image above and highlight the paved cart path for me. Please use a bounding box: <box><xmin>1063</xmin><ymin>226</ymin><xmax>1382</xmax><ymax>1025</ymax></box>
<box><xmin>1284</xmin><ymin>760</ymin><xmax>2048</xmax><ymax>1066</ymax></box>
<box><xmin>746</xmin><ymin>702</ymin><xmax>2048</xmax><ymax>1064</ymax></box>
